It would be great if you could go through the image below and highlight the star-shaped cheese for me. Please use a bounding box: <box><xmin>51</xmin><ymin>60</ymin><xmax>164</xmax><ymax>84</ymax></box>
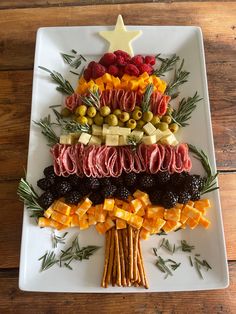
<box><xmin>99</xmin><ymin>15</ymin><xmax>142</xmax><ymax>57</ymax></box>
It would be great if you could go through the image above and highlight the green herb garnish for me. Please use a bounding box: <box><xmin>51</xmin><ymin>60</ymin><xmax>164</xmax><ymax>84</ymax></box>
<box><xmin>179</xmin><ymin>240</ymin><xmax>195</xmax><ymax>252</ymax></box>
<box><xmin>34</xmin><ymin>115</ymin><xmax>59</xmax><ymax>146</ymax></box>
<box><xmin>52</xmin><ymin>231</ymin><xmax>68</xmax><ymax>249</ymax></box>
<box><xmin>154</xmin><ymin>54</ymin><xmax>180</xmax><ymax>77</ymax></box>
<box><xmin>80</xmin><ymin>88</ymin><xmax>100</xmax><ymax>109</ymax></box>
<box><xmin>61</xmin><ymin>52</ymin><xmax>87</xmax><ymax>69</ymax></box>
<box><xmin>141</xmin><ymin>83</ymin><xmax>154</xmax><ymax>112</ymax></box>
<box><xmin>155</xmin><ymin>256</ymin><xmax>180</xmax><ymax>279</ymax></box>
<box><xmin>160</xmin><ymin>238</ymin><xmax>175</xmax><ymax>254</ymax></box>
<box><xmin>38</xmin><ymin>66</ymin><xmax>74</xmax><ymax>95</ymax></box>
<box><xmin>166</xmin><ymin>59</ymin><xmax>190</xmax><ymax>98</ymax></box>
<box><xmin>38</xmin><ymin>251</ymin><xmax>59</xmax><ymax>272</ymax></box>
<box><xmin>171</xmin><ymin>92</ymin><xmax>202</xmax><ymax>127</ymax></box>
<box><xmin>127</xmin><ymin>135</ymin><xmax>141</xmax><ymax>151</ymax></box>
<box><xmin>17</xmin><ymin>178</ymin><xmax>44</xmax><ymax>218</ymax></box>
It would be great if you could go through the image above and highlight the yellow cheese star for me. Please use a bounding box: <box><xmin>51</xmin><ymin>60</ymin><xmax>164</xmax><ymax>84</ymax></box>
<box><xmin>99</xmin><ymin>15</ymin><xmax>142</xmax><ymax>57</ymax></box>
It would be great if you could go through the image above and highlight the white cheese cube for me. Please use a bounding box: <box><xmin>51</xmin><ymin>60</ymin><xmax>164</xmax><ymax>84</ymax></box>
<box><xmin>106</xmin><ymin>134</ymin><xmax>119</xmax><ymax>146</ymax></box>
<box><xmin>60</xmin><ymin>135</ymin><xmax>72</xmax><ymax>145</ymax></box>
<box><xmin>78</xmin><ymin>132</ymin><xmax>91</xmax><ymax>145</ymax></box>
<box><xmin>102</xmin><ymin>124</ymin><xmax>109</xmax><ymax>136</ymax></box>
<box><xmin>119</xmin><ymin>135</ymin><xmax>128</xmax><ymax>146</ymax></box>
<box><xmin>161</xmin><ymin>129</ymin><xmax>172</xmax><ymax>137</ymax></box>
<box><xmin>142</xmin><ymin>135</ymin><xmax>157</xmax><ymax>145</ymax></box>
<box><xmin>143</xmin><ymin>122</ymin><xmax>156</xmax><ymax>135</ymax></box>
<box><xmin>131</xmin><ymin>130</ymin><xmax>144</xmax><ymax>142</ymax></box>
<box><xmin>108</xmin><ymin>126</ymin><xmax>120</xmax><ymax>135</ymax></box>
<box><xmin>89</xmin><ymin>135</ymin><xmax>102</xmax><ymax>146</ymax></box>
<box><xmin>92</xmin><ymin>125</ymin><xmax>102</xmax><ymax>136</ymax></box>
<box><xmin>159</xmin><ymin>133</ymin><xmax>178</xmax><ymax>146</ymax></box>
<box><xmin>118</xmin><ymin>127</ymin><xmax>131</xmax><ymax>136</ymax></box>
<box><xmin>153</xmin><ymin>129</ymin><xmax>163</xmax><ymax>142</ymax></box>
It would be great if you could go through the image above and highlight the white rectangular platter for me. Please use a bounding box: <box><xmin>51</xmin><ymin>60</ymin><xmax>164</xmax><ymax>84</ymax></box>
<box><xmin>19</xmin><ymin>25</ymin><xmax>229</xmax><ymax>292</ymax></box>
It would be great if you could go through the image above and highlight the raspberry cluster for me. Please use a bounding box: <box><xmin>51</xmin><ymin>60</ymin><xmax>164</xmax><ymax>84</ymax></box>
<box><xmin>83</xmin><ymin>50</ymin><xmax>156</xmax><ymax>81</ymax></box>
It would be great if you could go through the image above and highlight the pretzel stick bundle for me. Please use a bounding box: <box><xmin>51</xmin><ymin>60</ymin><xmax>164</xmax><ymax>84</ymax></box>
<box><xmin>101</xmin><ymin>226</ymin><xmax>149</xmax><ymax>289</ymax></box>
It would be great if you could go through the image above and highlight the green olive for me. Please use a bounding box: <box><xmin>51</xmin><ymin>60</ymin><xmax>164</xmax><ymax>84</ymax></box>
<box><xmin>107</xmin><ymin>114</ymin><xmax>118</xmax><ymax>126</ymax></box>
<box><xmin>151</xmin><ymin>115</ymin><xmax>160</xmax><ymax>126</ymax></box>
<box><xmin>119</xmin><ymin>111</ymin><xmax>130</xmax><ymax>122</ymax></box>
<box><xmin>157</xmin><ymin>122</ymin><xmax>169</xmax><ymax>131</ymax></box>
<box><xmin>118</xmin><ymin>120</ymin><xmax>125</xmax><ymax>127</ymax></box>
<box><xmin>75</xmin><ymin>105</ymin><xmax>87</xmax><ymax>117</ymax></box>
<box><xmin>86</xmin><ymin>117</ymin><xmax>94</xmax><ymax>126</ymax></box>
<box><xmin>94</xmin><ymin>113</ymin><xmax>104</xmax><ymax>126</ymax></box>
<box><xmin>126</xmin><ymin>119</ymin><xmax>137</xmax><ymax>130</ymax></box>
<box><xmin>169</xmin><ymin>123</ymin><xmax>179</xmax><ymax>133</ymax></box>
<box><xmin>100</xmin><ymin>105</ymin><xmax>111</xmax><ymax>117</ymax></box>
<box><xmin>113</xmin><ymin>109</ymin><xmax>122</xmax><ymax>117</ymax></box>
<box><xmin>76</xmin><ymin>116</ymin><xmax>88</xmax><ymax>125</ymax></box>
<box><xmin>61</xmin><ymin>107</ymin><xmax>71</xmax><ymax>118</ymax></box>
<box><xmin>136</xmin><ymin>120</ymin><xmax>145</xmax><ymax>129</ymax></box>
<box><xmin>161</xmin><ymin>115</ymin><xmax>172</xmax><ymax>124</ymax></box>
<box><xmin>87</xmin><ymin>106</ymin><xmax>97</xmax><ymax>118</ymax></box>
<box><xmin>134</xmin><ymin>106</ymin><xmax>141</xmax><ymax>111</ymax></box>
<box><xmin>132</xmin><ymin>109</ymin><xmax>142</xmax><ymax>121</ymax></box>
<box><xmin>143</xmin><ymin>111</ymin><xmax>154</xmax><ymax>122</ymax></box>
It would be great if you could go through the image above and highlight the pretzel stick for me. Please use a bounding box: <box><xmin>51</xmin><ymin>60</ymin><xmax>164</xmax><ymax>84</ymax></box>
<box><xmin>114</xmin><ymin>229</ymin><xmax>121</xmax><ymax>286</ymax></box>
<box><xmin>122</xmin><ymin>229</ymin><xmax>130</xmax><ymax>286</ymax></box>
<box><xmin>118</xmin><ymin>230</ymin><xmax>127</xmax><ymax>287</ymax></box>
<box><xmin>133</xmin><ymin>229</ymin><xmax>140</xmax><ymax>283</ymax></box>
<box><xmin>137</xmin><ymin>249</ymin><xmax>145</xmax><ymax>287</ymax></box>
<box><xmin>101</xmin><ymin>229</ymin><xmax>111</xmax><ymax>287</ymax></box>
<box><xmin>128</xmin><ymin>225</ymin><xmax>133</xmax><ymax>280</ymax></box>
<box><xmin>138</xmin><ymin>240</ymin><xmax>149</xmax><ymax>289</ymax></box>
<box><xmin>106</xmin><ymin>227</ymin><xmax>115</xmax><ymax>287</ymax></box>
<box><xmin>112</xmin><ymin>248</ymin><xmax>117</xmax><ymax>287</ymax></box>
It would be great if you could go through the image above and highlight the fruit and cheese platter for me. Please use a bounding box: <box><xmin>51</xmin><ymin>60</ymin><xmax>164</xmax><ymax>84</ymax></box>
<box><xmin>18</xmin><ymin>16</ymin><xmax>229</xmax><ymax>292</ymax></box>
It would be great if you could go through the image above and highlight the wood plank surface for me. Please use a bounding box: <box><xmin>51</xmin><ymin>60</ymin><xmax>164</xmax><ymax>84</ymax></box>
<box><xmin>0</xmin><ymin>262</ymin><xmax>235</xmax><ymax>313</ymax></box>
<box><xmin>0</xmin><ymin>173</ymin><xmax>235</xmax><ymax>268</ymax></box>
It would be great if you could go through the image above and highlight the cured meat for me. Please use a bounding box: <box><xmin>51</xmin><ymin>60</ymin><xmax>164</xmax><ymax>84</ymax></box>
<box><xmin>51</xmin><ymin>143</ymin><xmax>192</xmax><ymax>177</ymax></box>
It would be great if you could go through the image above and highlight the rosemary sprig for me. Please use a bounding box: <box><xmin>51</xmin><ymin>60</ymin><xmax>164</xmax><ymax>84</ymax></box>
<box><xmin>52</xmin><ymin>231</ymin><xmax>68</xmax><ymax>249</ymax></box>
<box><xmin>34</xmin><ymin>115</ymin><xmax>59</xmax><ymax>146</ymax></box>
<box><xmin>188</xmin><ymin>144</ymin><xmax>219</xmax><ymax>195</ymax></box>
<box><xmin>80</xmin><ymin>88</ymin><xmax>100</xmax><ymax>109</ymax></box>
<box><xmin>38</xmin><ymin>66</ymin><xmax>74</xmax><ymax>95</ymax></box>
<box><xmin>61</xmin><ymin>52</ymin><xmax>87</xmax><ymax>69</ymax></box>
<box><xmin>154</xmin><ymin>54</ymin><xmax>180</xmax><ymax>77</ymax></box>
<box><xmin>38</xmin><ymin>251</ymin><xmax>59</xmax><ymax>272</ymax></box>
<box><xmin>166</xmin><ymin>59</ymin><xmax>190</xmax><ymax>98</ymax></box>
<box><xmin>155</xmin><ymin>256</ymin><xmax>180</xmax><ymax>279</ymax></box>
<box><xmin>159</xmin><ymin>238</ymin><xmax>175</xmax><ymax>254</ymax></box>
<box><xmin>141</xmin><ymin>84</ymin><xmax>154</xmax><ymax>112</ymax></box>
<box><xmin>17</xmin><ymin>178</ymin><xmax>44</xmax><ymax>217</ymax></box>
<box><xmin>179</xmin><ymin>240</ymin><xmax>195</xmax><ymax>252</ymax></box>
<box><xmin>171</xmin><ymin>92</ymin><xmax>202</xmax><ymax>127</ymax></box>
<box><xmin>127</xmin><ymin>135</ymin><xmax>141</xmax><ymax>151</ymax></box>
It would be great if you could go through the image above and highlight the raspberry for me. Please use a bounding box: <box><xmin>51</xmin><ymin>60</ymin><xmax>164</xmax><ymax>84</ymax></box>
<box><xmin>116</xmin><ymin>55</ymin><xmax>127</xmax><ymax>67</ymax></box>
<box><xmin>108</xmin><ymin>65</ymin><xmax>119</xmax><ymax>76</ymax></box>
<box><xmin>117</xmin><ymin>67</ymin><xmax>124</xmax><ymax>78</ymax></box>
<box><xmin>83</xmin><ymin>68</ymin><xmax>92</xmax><ymax>81</ymax></box>
<box><xmin>88</xmin><ymin>61</ymin><xmax>97</xmax><ymax>69</ymax></box>
<box><xmin>91</xmin><ymin>62</ymin><xmax>106</xmax><ymax>79</ymax></box>
<box><xmin>114</xmin><ymin>50</ymin><xmax>131</xmax><ymax>62</ymax></box>
<box><xmin>99</xmin><ymin>53</ymin><xmax>117</xmax><ymax>66</ymax></box>
<box><xmin>124</xmin><ymin>64</ymin><xmax>140</xmax><ymax>76</ymax></box>
<box><xmin>131</xmin><ymin>55</ymin><xmax>144</xmax><ymax>66</ymax></box>
<box><xmin>138</xmin><ymin>63</ymin><xmax>153</xmax><ymax>75</ymax></box>
<box><xmin>145</xmin><ymin>55</ymin><xmax>156</xmax><ymax>66</ymax></box>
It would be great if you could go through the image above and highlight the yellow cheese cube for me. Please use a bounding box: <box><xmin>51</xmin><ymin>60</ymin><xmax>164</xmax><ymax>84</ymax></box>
<box><xmin>128</xmin><ymin>213</ymin><xmax>143</xmax><ymax>229</ymax></box>
<box><xmin>140</xmin><ymin>228</ymin><xmax>150</xmax><ymax>240</ymax></box>
<box><xmin>194</xmin><ymin>199</ymin><xmax>211</xmax><ymax>209</ymax></box>
<box><xmin>71</xmin><ymin>214</ymin><xmax>80</xmax><ymax>227</ymax></box>
<box><xmin>136</xmin><ymin>207</ymin><xmax>145</xmax><ymax>217</ymax></box>
<box><xmin>51</xmin><ymin>211</ymin><xmax>71</xmax><ymax>226</ymax></box>
<box><xmin>44</xmin><ymin>203</ymin><xmax>55</xmax><ymax>218</ymax></box>
<box><xmin>38</xmin><ymin>217</ymin><xmax>64</xmax><ymax>230</ymax></box>
<box><xmin>162</xmin><ymin>221</ymin><xmax>181</xmax><ymax>233</ymax></box>
<box><xmin>146</xmin><ymin>206</ymin><xmax>164</xmax><ymax>219</ymax></box>
<box><xmin>88</xmin><ymin>214</ymin><xmax>97</xmax><ymax>226</ymax></box>
<box><xmin>113</xmin><ymin>206</ymin><xmax>131</xmax><ymax>221</ymax></box>
<box><xmin>116</xmin><ymin>218</ymin><xmax>127</xmax><ymax>230</ymax></box>
<box><xmin>104</xmin><ymin>217</ymin><xmax>115</xmax><ymax>232</ymax></box>
<box><xmin>130</xmin><ymin>199</ymin><xmax>143</xmax><ymax>213</ymax></box>
<box><xmin>182</xmin><ymin>205</ymin><xmax>201</xmax><ymax>221</ymax></box>
<box><xmin>53</xmin><ymin>200</ymin><xmax>71</xmax><ymax>216</ymax></box>
<box><xmin>103</xmin><ymin>198</ymin><xmax>115</xmax><ymax>211</ymax></box>
<box><xmin>76</xmin><ymin>198</ymin><xmax>92</xmax><ymax>218</ymax></box>
<box><xmin>164</xmin><ymin>208</ymin><xmax>181</xmax><ymax>222</ymax></box>
<box><xmin>94</xmin><ymin>204</ymin><xmax>107</xmax><ymax>222</ymax></box>
<box><xmin>198</xmin><ymin>216</ymin><xmax>211</xmax><ymax>229</ymax></box>
<box><xmin>79</xmin><ymin>217</ymin><xmax>89</xmax><ymax>230</ymax></box>
<box><xmin>95</xmin><ymin>223</ymin><xmax>106</xmax><ymax>234</ymax></box>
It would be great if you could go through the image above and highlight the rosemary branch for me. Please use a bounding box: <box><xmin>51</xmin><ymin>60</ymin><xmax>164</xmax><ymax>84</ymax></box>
<box><xmin>154</xmin><ymin>54</ymin><xmax>180</xmax><ymax>77</ymax></box>
<box><xmin>141</xmin><ymin>84</ymin><xmax>154</xmax><ymax>112</ymax></box>
<box><xmin>80</xmin><ymin>88</ymin><xmax>100</xmax><ymax>109</ymax></box>
<box><xmin>61</xmin><ymin>52</ymin><xmax>87</xmax><ymax>69</ymax></box>
<box><xmin>34</xmin><ymin>115</ymin><xmax>59</xmax><ymax>147</ymax></box>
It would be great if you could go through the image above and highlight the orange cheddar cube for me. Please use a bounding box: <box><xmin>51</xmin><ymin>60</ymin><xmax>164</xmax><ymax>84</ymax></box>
<box><xmin>182</xmin><ymin>205</ymin><xmax>201</xmax><ymax>221</ymax></box>
<box><xmin>164</xmin><ymin>208</ymin><xmax>181</xmax><ymax>222</ymax></box>
<box><xmin>112</xmin><ymin>77</ymin><xmax>121</xmax><ymax>89</ymax></box>
<box><xmin>139</xmin><ymin>194</ymin><xmax>151</xmax><ymax>207</ymax></box>
<box><xmin>128</xmin><ymin>214</ymin><xmax>143</xmax><ymax>229</ymax></box>
<box><xmin>130</xmin><ymin>199</ymin><xmax>143</xmax><ymax>213</ymax></box>
<box><xmin>104</xmin><ymin>217</ymin><xmax>115</xmax><ymax>232</ymax></box>
<box><xmin>87</xmin><ymin>206</ymin><xmax>95</xmax><ymax>215</ymax></box>
<box><xmin>139</xmin><ymin>72</ymin><xmax>149</xmax><ymax>81</ymax></box>
<box><xmin>162</xmin><ymin>220</ymin><xmax>181</xmax><ymax>233</ymax></box>
<box><xmin>76</xmin><ymin>198</ymin><xmax>92</xmax><ymax>218</ymax></box>
<box><xmin>71</xmin><ymin>214</ymin><xmax>80</xmax><ymax>227</ymax></box>
<box><xmin>140</xmin><ymin>228</ymin><xmax>150</xmax><ymax>240</ymax></box>
<box><xmin>133</xmin><ymin>189</ymin><xmax>146</xmax><ymax>199</ymax></box>
<box><xmin>194</xmin><ymin>199</ymin><xmax>211</xmax><ymax>209</ymax></box>
<box><xmin>180</xmin><ymin>212</ymin><xmax>188</xmax><ymax>224</ymax></box>
<box><xmin>175</xmin><ymin>203</ymin><xmax>184</xmax><ymax>209</ymax></box>
<box><xmin>122</xmin><ymin>202</ymin><xmax>130</xmax><ymax>211</ymax></box>
<box><xmin>113</xmin><ymin>207</ymin><xmax>131</xmax><ymax>221</ymax></box>
<box><xmin>186</xmin><ymin>217</ymin><xmax>199</xmax><ymax>229</ymax></box>
<box><xmin>198</xmin><ymin>216</ymin><xmax>211</xmax><ymax>229</ymax></box>
<box><xmin>51</xmin><ymin>211</ymin><xmax>71</xmax><ymax>226</ymax></box>
<box><xmin>115</xmin><ymin>199</ymin><xmax>124</xmax><ymax>207</ymax></box>
<box><xmin>103</xmin><ymin>198</ymin><xmax>115</xmax><ymax>211</ymax></box>
<box><xmin>108</xmin><ymin>210</ymin><xmax>116</xmax><ymax>220</ymax></box>
<box><xmin>95</xmin><ymin>204</ymin><xmax>107</xmax><ymax>222</ymax></box>
<box><xmin>44</xmin><ymin>203</ymin><xmax>55</xmax><ymax>218</ymax></box>
<box><xmin>70</xmin><ymin>205</ymin><xmax>78</xmax><ymax>216</ymax></box>
<box><xmin>136</xmin><ymin>207</ymin><xmax>145</xmax><ymax>217</ymax></box>
<box><xmin>95</xmin><ymin>222</ymin><xmax>106</xmax><ymax>234</ymax></box>
<box><xmin>88</xmin><ymin>214</ymin><xmax>97</xmax><ymax>226</ymax></box>
<box><xmin>147</xmin><ymin>206</ymin><xmax>164</xmax><ymax>219</ymax></box>
<box><xmin>79</xmin><ymin>217</ymin><xmax>89</xmax><ymax>230</ymax></box>
<box><xmin>116</xmin><ymin>218</ymin><xmax>127</xmax><ymax>230</ymax></box>
<box><xmin>187</xmin><ymin>200</ymin><xmax>194</xmax><ymax>207</ymax></box>
<box><xmin>38</xmin><ymin>217</ymin><xmax>64</xmax><ymax>230</ymax></box>
<box><xmin>53</xmin><ymin>200</ymin><xmax>71</xmax><ymax>216</ymax></box>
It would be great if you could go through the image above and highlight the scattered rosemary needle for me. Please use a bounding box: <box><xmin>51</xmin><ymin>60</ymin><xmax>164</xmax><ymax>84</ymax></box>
<box><xmin>166</xmin><ymin>59</ymin><xmax>190</xmax><ymax>98</ymax></box>
<box><xmin>38</xmin><ymin>66</ymin><xmax>74</xmax><ymax>95</ymax></box>
<box><xmin>34</xmin><ymin>115</ymin><xmax>59</xmax><ymax>146</ymax></box>
<box><xmin>17</xmin><ymin>178</ymin><xmax>44</xmax><ymax>218</ymax></box>
<box><xmin>159</xmin><ymin>238</ymin><xmax>175</xmax><ymax>254</ymax></box>
<box><xmin>171</xmin><ymin>92</ymin><xmax>202</xmax><ymax>127</ymax></box>
<box><xmin>179</xmin><ymin>240</ymin><xmax>195</xmax><ymax>252</ymax></box>
<box><xmin>52</xmin><ymin>231</ymin><xmax>68</xmax><ymax>249</ymax></box>
<box><xmin>80</xmin><ymin>88</ymin><xmax>101</xmax><ymax>109</ymax></box>
<box><xmin>127</xmin><ymin>135</ymin><xmax>141</xmax><ymax>151</ymax></box>
<box><xmin>39</xmin><ymin>251</ymin><xmax>59</xmax><ymax>272</ymax></box>
<box><xmin>154</xmin><ymin>54</ymin><xmax>180</xmax><ymax>77</ymax></box>
<box><xmin>141</xmin><ymin>83</ymin><xmax>154</xmax><ymax>112</ymax></box>
<box><xmin>188</xmin><ymin>144</ymin><xmax>219</xmax><ymax>195</ymax></box>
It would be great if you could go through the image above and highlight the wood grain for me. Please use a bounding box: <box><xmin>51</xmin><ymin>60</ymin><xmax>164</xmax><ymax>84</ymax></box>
<box><xmin>0</xmin><ymin>262</ymin><xmax>235</xmax><ymax>313</ymax></box>
<box><xmin>0</xmin><ymin>173</ymin><xmax>235</xmax><ymax>268</ymax></box>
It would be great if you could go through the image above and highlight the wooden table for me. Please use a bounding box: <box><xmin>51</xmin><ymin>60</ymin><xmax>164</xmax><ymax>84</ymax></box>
<box><xmin>0</xmin><ymin>1</ymin><xmax>235</xmax><ymax>313</ymax></box>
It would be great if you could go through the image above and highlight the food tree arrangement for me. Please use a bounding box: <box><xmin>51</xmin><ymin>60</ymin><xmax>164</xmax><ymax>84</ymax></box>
<box><xmin>18</xmin><ymin>16</ymin><xmax>218</xmax><ymax>289</ymax></box>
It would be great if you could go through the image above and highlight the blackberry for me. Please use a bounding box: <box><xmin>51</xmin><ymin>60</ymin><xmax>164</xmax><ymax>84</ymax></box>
<box><xmin>68</xmin><ymin>174</ymin><xmax>82</xmax><ymax>188</ymax></box>
<box><xmin>155</xmin><ymin>171</ymin><xmax>171</xmax><ymax>185</ymax></box>
<box><xmin>65</xmin><ymin>191</ymin><xmax>82</xmax><ymax>205</ymax></box>
<box><xmin>111</xmin><ymin>175</ymin><xmax>124</xmax><ymax>187</ymax></box>
<box><xmin>149</xmin><ymin>190</ymin><xmax>163</xmax><ymax>205</ymax></box>
<box><xmin>191</xmin><ymin>191</ymin><xmax>201</xmax><ymax>201</ymax></box>
<box><xmin>124</xmin><ymin>172</ymin><xmax>137</xmax><ymax>187</ymax></box>
<box><xmin>37</xmin><ymin>178</ymin><xmax>54</xmax><ymax>191</ymax></box>
<box><xmin>101</xmin><ymin>185</ymin><xmax>117</xmax><ymax>198</ymax></box>
<box><xmin>86</xmin><ymin>177</ymin><xmax>100</xmax><ymax>190</ymax></box>
<box><xmin>89</xmin><ymin>192</ymin><xmax>104</xmax><ymax>205</ymax></box>
<box><xmin>170</xmin><ymin>173</ymin><xmax>185</xmax><ymax>187</ymax></box>
<box><xmin>177</xmin><ymin>191</ymin><xmax>191</xmax><ymax>204</ymax></box>
<box><xmin>161</xmin><ymin>191</ymin><xmax>177</xmax><ymax>209</ymax></box>
<box><xmin>38</xmin><ymin>191</ymin><xmax>55</xmax><ymax>209</ymax></box>
<box><xmin>78</xmin><ymin>184</ymin><xmax>89</xmax><ymax>197</ymax></box>
<box><xmin>49</xmin><ymin>185</ymin><xmax>59</xmax><ymax>199</ymax></box>
<box><xmin>43</xmin><ymin>165</ymin><xmax>55</xmax><ymax>177</ymax></box>
<box><xmin>184</xmin><ymin>175</ymin><xmax>200</xmax><ymax>194</ymax></box>
<box><xmin>139</xmin><ymin>174</ymin><xmax>155</xmax><ymax>190</ymax></box>
<box><xmin>56</xmin><ymin>180</ymin><xmax>72</xmax><ymax>196</ymax></box>
<box><xmin>99</xmin><ymin>177</ymin><xmax>112</xmax><ymax>187</ymax></box>
<box><xmin>115</xmin><ymin>186</ymin><xmax>131</xmax><ymax>201</ymax></box>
